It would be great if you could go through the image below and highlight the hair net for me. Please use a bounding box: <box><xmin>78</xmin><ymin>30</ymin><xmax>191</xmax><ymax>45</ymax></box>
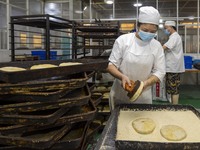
<box><xmin>165</xmin><ymin>21</ymin><xmax>176</xmax><ymax>27</ymax></box>
<box><xmin>138</xmin><ymin>6</ymin><xmax>160</xmax><ymax>25</ymax></box>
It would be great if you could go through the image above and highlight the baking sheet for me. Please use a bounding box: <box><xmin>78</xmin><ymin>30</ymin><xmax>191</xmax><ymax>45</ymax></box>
<box><xmin>0</xmin><ymin>59</ymin><xmax>108</xmax><ymax>83</ymax></box>
<box><xmin>115</xmin><ymin>104</ymin><xmax>200</xmax><ymax>150</ymax></box>
<box><xmin>0</xmin><ymin>123</ymin><xmax>71</xmax><ymax>149</ymax></box>
<box><xmin>0</xmin><ymin>88</ymin><xmax>70</xmax><ymax>102</ymax></box>
<box><xmin>0</xmin><ymin>71</ymin><xmax>88</xmax><ymax>94</ymax></box>
<box><xmin>51</xmin><ymin>121</ymin><xmax>88</xmax><ymax>150</ymax></box>
<box><xmin>0</xmin><ymin>84</ymin><xmax>90</xmax><ymax>114</ymax></box>
<box><xmin>0</xmin><ymin>107</ymin><xmax>69</xmax><ymax>125</ymax></box>
<box><xmin>57</xmin><ymin>99</ymin><xmax>97</xmax><ymax>124</ymax></box>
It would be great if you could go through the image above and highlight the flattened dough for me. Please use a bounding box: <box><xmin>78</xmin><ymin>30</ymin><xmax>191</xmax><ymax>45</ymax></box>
<box><xmin>30</xmin><ymin>64</ymin><xmax>57</xmax><ymax>70</ymax></box>
<box><xmin>103</xmin><ymin>92</ymin><xmax>110</xmax><ymax>99</ymax></box>
<box><xmin>59</xmin><ymin>62</ymin><xmax>82</xmax><ymax>66</ymax></box>
<box><xmin>160</xmin><ymin>125</ymin><xmax>187</xmax><ymax>141</ymax></box>
<box><xmin>0</xmin><ymin>66</ymin><xmax>26</xmax><ymax>72</ymax></box>
<box><xmin>132</xmin><ymin>118</ymin><xmax>156</xmax><ymax>134</ymax></box>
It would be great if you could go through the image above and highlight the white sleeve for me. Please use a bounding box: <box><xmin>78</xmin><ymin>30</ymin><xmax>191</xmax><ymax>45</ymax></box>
<box><xmin>164</xmin><ymin>35</ymin><xmax>177</xmax><ymax>50</ymax></box>
<box><xmin>108</xmin><ymin>38</ymin><xmax>123</xmax><ymax>68</ymax></box>
<box><xmin>152</xmin><ymin>45</ymin><xmax>166</xmax><ymax>81</ymax></box>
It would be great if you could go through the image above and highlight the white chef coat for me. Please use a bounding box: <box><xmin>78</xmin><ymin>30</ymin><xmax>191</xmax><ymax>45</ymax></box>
<box><xmin>108</xmin><ymin>33</ymin><xmax>166</xmax><ymax>110</ymax></box>
<box><xmin>164</xmin><ymin>32</ymin><xmax>185</xmax><ymax>73</ymax></box>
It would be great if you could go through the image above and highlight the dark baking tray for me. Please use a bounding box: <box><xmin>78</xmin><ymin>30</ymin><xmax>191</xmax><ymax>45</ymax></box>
<box><xmin>0</xmin><ymin>88</ymin><xmax>70</xmax><ymax>102</ymax></box>
<box><xmin>0</xmin><ymin>124</ymin><xmax>28</xmax><ymax>135</ymax></box>
<box><xmin>0</xmin><ymin>59</ymin><xmax>108</xmax><ymax>83</ymax></box>
<box><xmin>115</xmin><ymin>104</ymin><xmax>200</xmax><ymax>150</ymax></box>
<box><xmin>50</xmin><ymin>121</ymin><xmax>89</xmax><ymax>150</ymax></box>
<box><xmin>0</xmin><ymin>84</ymin><xmax>91</xmax><ymax>114</ymax></box>
<box><xmin>91</xmin><ymin>93</ymin><xmax>103</xmax><ymax>107</ymax></box>
<box><xmin>0</xmin><ymin>78</ymin><xmax>86</xmax><ymax>94</ymax></box>
<box><xmin>57</xmin><ymin>99</ymin><xmax>97</xmax><ymax>124</ymax></box>
<box><xmin>83</xmin><ymin>122</ymin><xmax>102</xmax><ymax>150</ymax></box>
<box><xmin>0</xmin><ymin>107</ymin><xmax>69</xmax><ymax>125</ymax></box>
<box><xmin>0</xmin><ymin>123</ymin><xmax>71</xmax><ymax>149</ymax></box>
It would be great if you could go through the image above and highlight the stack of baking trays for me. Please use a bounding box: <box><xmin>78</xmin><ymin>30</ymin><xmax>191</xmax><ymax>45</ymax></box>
<box><xmin>91</xmin><ymin>81</ymin><xmax>112</xmax><ymax>128</ymax></box>
<box><xmin>81</xmin><ymin>81</ymin><xmax>112</xmax><ymax>149</ymax></box>
<box><xmin>0</xmin><ymin>59</ymin><xmax>108</xmax><ymax>150</ymax></box>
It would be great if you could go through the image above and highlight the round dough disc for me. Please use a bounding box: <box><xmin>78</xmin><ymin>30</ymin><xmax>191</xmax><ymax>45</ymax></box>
<box><xmin>0</xmin><ymin>66</ymin><xmax>26</xmax><ymax>72</ymax></box>
<box><xmin>59</xmin><ymin>62</ymin><xmax>82</xmax><ymax>66</ymax></box>
<box><xmin>160</xmin><ymin>125</ymin><xmax>187</xmax><ymax>141</ymax></box>
<box><xmin>132</xmin><ymin>118</ymin><xmax>156</xmax><ymax>134</ymax></box>
<box><xmin>30</xmin><ymin>64</ymin><xmax>57</xmax><ymax>70</ymax></box>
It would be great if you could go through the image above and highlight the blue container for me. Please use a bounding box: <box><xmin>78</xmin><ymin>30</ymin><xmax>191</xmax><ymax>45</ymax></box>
<box><xmin>31</xmin><ymin>51</ymin><xmax>57</xmax><ymax>60</ymax></box>
<box><xmin>185</xmin><ymin>63</ymin><xmax>192</xmax><ymax>69</ymax></box>
<box><xmin>184</xmin><ymin>56</ymin><xmax>193</xmax><ymax>63</ymax></box>
<box><xmin>184</xmin><ymin>56</ymin><xmax>193</xmax><ymax>69</ymax></box>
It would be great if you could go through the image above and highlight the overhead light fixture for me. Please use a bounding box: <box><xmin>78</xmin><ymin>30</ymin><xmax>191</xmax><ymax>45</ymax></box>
<box><xmin>84</xmin><ymin>6</ymin><xmax>87</xmax><ymax>11</ymax></box>
<box><xmin>75</xmin><ymin>10</ymin><xmax>83</xmax><ymax>14</ymax></box>
<box><xmin>188</xmin><ymin>16</ymin><xmax>194</xmax><ymax>20</ymax></box>
<box><xmin>159</xmin><ymin>24</ymin><xmax>164</xmax><ymax>29</ymax></box>
<box><xmin>133</xmin><ymin>3</ymin><xmax>142</xmax><ymax>7</ymax></box>
<box><xmin>159</xmin><ymin>19</ymin><xmax>163</xmax><ymax>23</ymax></box>
<box><xmin>104</xmin><ymin>0</ymin><xmax>113</xmax><ymax>4</ymax></box>
<box><xmin>49</xmin><ymin>3</ymin><xmax>56</xmax><ymax>10</ymax></box>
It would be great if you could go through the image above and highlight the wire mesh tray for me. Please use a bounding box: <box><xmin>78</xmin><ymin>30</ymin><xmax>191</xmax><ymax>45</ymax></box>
<box><xmin>0</xmin><ymin>84</ymin><xmax>91</xmax><ymax>114</ymax></box>
<box><xmin>115</xmin><ymin>104</ymin><xmax>200</xmax><ymax>150</ymax></box>
<box><xmin>57</xmin><ymin>99</ymin><xmax>97</xmax><ymax>124</ymax></box>
<box><xmin>0</xmin><ymin>107</ymin><xmax>69</xmax><ymax>125</ymax></box>
<box><xmin>0</xmin><ymin>123</ymin><xmax>71</xmax><ymax>149</ymax></box>
<box><xmin>0</xmin><ymin>59</ymin><xmax>108</xmax><ymax>83</ymax></box>
<box><xmin>50</xmin><ymin>121</ymin><xmax>89</xmax><ymax>150</ymax></box>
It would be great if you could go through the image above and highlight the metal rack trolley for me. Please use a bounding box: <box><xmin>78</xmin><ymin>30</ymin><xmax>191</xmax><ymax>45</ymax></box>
<box><xmin>74</xmin><ymin>21</ymin><xmax>120</xmax><ymax>58</ymax></box>
<box><xmin>10</xmin><ymin>14</ymin><xmax>75</xmax><ymax>61</ymax></box>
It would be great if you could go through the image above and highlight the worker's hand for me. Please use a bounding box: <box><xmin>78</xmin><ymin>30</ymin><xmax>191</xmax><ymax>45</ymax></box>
<box><xmin>121</xmin><ymin>74</ymin><xmax>131</xmax><ymax>89</ymax></box>
<box><xmin>143</xmin><ymin>80</ymin><xmax>148</xmax><ymax>91</ymax></box>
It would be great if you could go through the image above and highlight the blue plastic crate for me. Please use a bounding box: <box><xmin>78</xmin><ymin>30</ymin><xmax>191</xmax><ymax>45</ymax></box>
<box><xmin>31</xmin><ymin>51</ymin><xmax>57</xmax><ymax>60</ymax></box>
<box><xmin>185</xmin><ymin>63</ymin><xmax>193</xmax><ymax>69</ymax></box>
<box><xmin>184</xmin><ymin>56</ymin><xmax>193</xmax><ymax>63</ymax></box>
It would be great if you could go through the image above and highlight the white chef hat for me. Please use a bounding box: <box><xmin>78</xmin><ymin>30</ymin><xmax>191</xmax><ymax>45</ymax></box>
<box><xmin>165</xmin><ymin>21</ymin><xmax>176</xmax><ymax>27</ymax></box>
<box><xmin>138</xmin><ymin>6</ymin><xmax>160</xmax><ymax>25</ymax></box>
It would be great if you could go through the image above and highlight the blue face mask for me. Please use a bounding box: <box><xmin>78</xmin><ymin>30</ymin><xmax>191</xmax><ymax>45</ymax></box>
<box><xmin>138</xmin><ymin>30</ymin><xmax>156</xmax><ymax>42</ymax></box>
<box><xmin>164</xmin><ymin>29</ymin><xmax>170</xmax><ymax>35</ymax></box>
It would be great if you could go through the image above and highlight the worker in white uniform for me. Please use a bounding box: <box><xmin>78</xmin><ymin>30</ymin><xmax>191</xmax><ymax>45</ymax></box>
<box><xmin>107</xmin><ymin>6</ymin><xmax>166</xmax><ymax>110</ymax></box>
<box><xmin>163</xmin><ymin>21</ymin><xmax>185</xmax><ymax>104</ymax></box>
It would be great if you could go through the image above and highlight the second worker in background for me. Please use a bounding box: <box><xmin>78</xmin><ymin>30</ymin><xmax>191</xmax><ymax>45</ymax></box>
<box><xmin>163</xmin><ymin>21</ymin><xmax>185</xmax><ymax>104</ymax></box>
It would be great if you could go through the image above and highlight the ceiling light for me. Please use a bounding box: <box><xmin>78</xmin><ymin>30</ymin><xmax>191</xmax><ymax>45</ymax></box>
<box><xmin>133</xmin><ymin>3</ymin><xmax>142</xmax><ymax>7</ymax></box>
<box><xmin>49</xmin><ymin>3</ymin><xmax>56</xmax><ymax>10</ymax></box>
<box><xmin>189</xmin><ymin>16</ymin><xmax>194</xmax><ymax>20</ymax></box>
<box><xmin>84</xmin><ymin>6</ymin><xmax>87</xmax><ymax>11</ymax></box>
<box><xmin>159</xmin><ymin>19</ymin><xmax>163</xmax><ymax>23</ymax></box>
<box><xmin>104</xmin><ymin>0</ymin><xmax>113</xmax><ymax>4</ymax></box>
<box><xmin>75</xmin><ymin>10</ymin><xmax>83</xmax><ymax>14</ymax></box>
<box><xmin>159</xmin><ymin>24</ymin><xmax>164</xmax><ymax>29</ymax></box>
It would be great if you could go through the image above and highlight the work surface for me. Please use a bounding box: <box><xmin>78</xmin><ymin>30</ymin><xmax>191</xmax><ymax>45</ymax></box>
<box><xmin>95</xmin><ymin>107</ymin><xmax>200</xmax><ymax>150</ymax></box>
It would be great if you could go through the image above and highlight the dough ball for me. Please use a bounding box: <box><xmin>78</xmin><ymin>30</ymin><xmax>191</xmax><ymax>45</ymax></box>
<box><xmin>0</xmin><ymin>66</ymin><xmax>26</xmax><ymax>72</ymax></box>
<box><xmin>132</xmin><ymin>118</ymin><xmax>156</xmax><ymax>134</ymax></box>
<box><xmin>59</xmin><ymin>62</ymin><xmax>82</xmax><ymax>66</ymax></box>
<box><xmin>160</xmin><ymin>125</ymin><xmax>187</xmax><ymax>141</ymax></box>
<box><xmin>30</xmin><ymin>64</ymin><xmax>57</xmax><ymax>70</ymax></box>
